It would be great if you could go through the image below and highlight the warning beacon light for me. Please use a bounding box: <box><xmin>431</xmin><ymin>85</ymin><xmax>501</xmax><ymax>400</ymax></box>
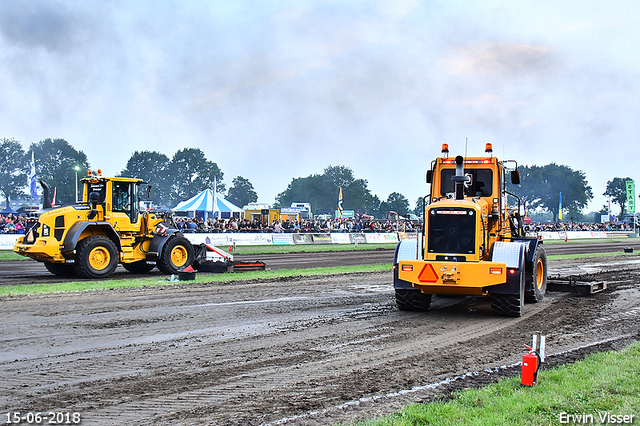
<box><xmin>441</xmin><ymin>144</ymin><xmax>449</xmax><ymax>158</ymax></box>
<box><xmin>485</xmin><ymin>143</ymin><xmax>493</xmax><ymax>154</ymax></box>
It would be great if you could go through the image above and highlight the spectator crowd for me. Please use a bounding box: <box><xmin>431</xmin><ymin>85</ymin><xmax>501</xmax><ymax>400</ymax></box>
<box><xmin>0</xmin><ymin>213</ymin><xmax>26</xmax><ymax>234</ymax></box>
<box><xmin>3</xmin><ymin>211</ymin><xmax>636</xmax><ymax>236</ymax></box>
<box><xmin>173</xmin><ymin>216</ymin><xmax>417</xmax><ymax>234</ymax></box>
<box><xmin>525</xmin><ymin>221</ymin><xmax>637</xmax><ymax>233</ymax></box>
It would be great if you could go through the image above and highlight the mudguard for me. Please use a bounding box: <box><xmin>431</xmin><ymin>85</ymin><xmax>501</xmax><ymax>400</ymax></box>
<box><xmin>513</xmin><ymin>237</ymin><xmax>543</xmax><ymax>293</ymax></box>
<box><xmin>61</xmin><ymin>222</ymin><xmax>121</xmax><ymax>253</ymax></box>
<box><xmin>487</xmin><ymin>241</ymin><xmax>526</xmax><ymax>295</ymax></box>
<box><xmin>393</xmin><ymin>239</ymin><xmax>420</xmax><ymax>290</ymax></box>
<box><xmin>145</xmin><ymin>229</ymin><xmax>181</xmax><ymax>261</ymax></box>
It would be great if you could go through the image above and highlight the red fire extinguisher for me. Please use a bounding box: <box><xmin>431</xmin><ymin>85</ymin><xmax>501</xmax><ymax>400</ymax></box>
<box><xmin>521</xmin><ymin>344</ymin><xmax>542</xmax><ymax>386</ymax></box>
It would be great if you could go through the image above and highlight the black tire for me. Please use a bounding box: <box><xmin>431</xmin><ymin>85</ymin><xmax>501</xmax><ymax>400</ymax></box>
<box><xmin>395</xmin><ymin>289</ymin><xmax>432</xmax><ymax>312</ymax></box>
<box><xmin>525</xmin><ymin>245</ymin><xmax>547</xmax><ymax>303</ymax></box>
<box><xmin>157</xmin><ymin>235</ymin><xmax>194</xmax><ymax>274</ymax></box>
<box><xmin>74</xmin><ymin>235</ymin><xmax>119</xmax><ymax>278</ymax></box>
<box><xmin>44</xmin><ymin>261</ymin><xmax>77</xmax><ymax>277</ymax></box>
<box><xmin>491</xmin><ymin>273</ymin><xmax>525</xmax><ymax>317</ymax></box>
<box><xmin>122</xmin><ymin>260</ymin><xmax>155</xmax><ymax>274</ymax></box>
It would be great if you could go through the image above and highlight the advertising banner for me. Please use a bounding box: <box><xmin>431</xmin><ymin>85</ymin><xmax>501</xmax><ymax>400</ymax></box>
<box><xmin>311</xmin><ymin>233</ymin><xmax>332</xmax><ymax>244</ymax></box>
<box><xmin>0</xmin><ymin>234</ymin><xmax>19</xmax><ymax>250</ymax></box>
<box><xmin>397</xmin><ymin>232</ymin><xmax>418</xmax><ymax>240</ymax></box>
<box><xmin>626</xmin><ymin>180</ymin><xmax>635</xmax><ymax>214</ymax></box>
<box><xmin>350</xmin><ymin>233</ymin><xmax>367</xmax><ymax>244</ymax></box>
<box><xmin>185</xmin><ymin>233</ymin><xmax>229</xmax><ymax>246</ymax></box>
<box><xmin>272</xmin><ymin>234</ymin><xmax>295</xmax><ymax>245</ymax></box>
<box><xmin>280</xmin><ymin>207</ymin><xmax>301</xmax><ymax>214</ymax></box>
<box><xmin>292</xmin><ymin>234</ymin><xmax>314</xmax><ymax>244</ymax></box>
<box><xmin>330</xmin><ymin>233</ymin><xmax>351</xmax><ymax>244</ymax></box>
<box><xmin>365</xmin><ymin>233</ymin><xmax>399</xmax><ymax>243</ymax></box>
<box><xmin>228</xmin><ymin>233</ymin><xmax>254</xmax><ymax>246</ymax></box>
<box><xmin>250</xmin><ymin>234</ymin><xmax>273</xmax><ymax>245</ymax></box>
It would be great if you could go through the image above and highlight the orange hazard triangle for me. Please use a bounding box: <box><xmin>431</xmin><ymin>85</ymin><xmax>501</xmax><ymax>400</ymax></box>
<box><xmin>418</xmin><ymin>264</ymin><xmax>439</xmax><ymax>283</ymax></box>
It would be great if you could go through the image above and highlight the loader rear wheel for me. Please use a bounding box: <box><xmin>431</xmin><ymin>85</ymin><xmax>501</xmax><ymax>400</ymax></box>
<box><xmin>74</xmin><ymin>236</ymin><xmax>119</xmax><ymax>278</ymax></box>
<box><xmin>123</xmin><ymin>260</ymin><xmax>155</xmax><ymax>274</ymax></box>
<box><xmin>395</xmin><ymin>289</ymin><xmax>432</xmax><ymax>312</ymax></box>
<box><xmin>44</xmin><ymin>261</ymin><xmax>77</xmax><ymax>277</ymax></box>
<box><xmin>525</xmin><ymin>246</ymin><xmax>547</xmax><ymax>303</ymax></box>
<box><xmin>157</xmin><ymin>235</ymin><xmax>194</xmax><ymax>274</ymax></box>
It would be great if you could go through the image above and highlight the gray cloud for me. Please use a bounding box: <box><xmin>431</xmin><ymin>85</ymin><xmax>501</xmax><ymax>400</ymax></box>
<box><xmin>0</xmin><ymin>0</ymin><xmax>638</xmax><ymax>213</ymax></box>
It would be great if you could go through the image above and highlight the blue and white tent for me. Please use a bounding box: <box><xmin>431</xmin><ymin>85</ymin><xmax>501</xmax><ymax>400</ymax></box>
<box><xmin>173</xmin><ymin>189</ymin><xmax>243</xmax><ymax>219</ymax></box>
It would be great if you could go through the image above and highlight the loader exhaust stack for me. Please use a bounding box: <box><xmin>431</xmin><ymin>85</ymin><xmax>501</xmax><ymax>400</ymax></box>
<box><xmin>451</xmin><ymin>155</ymin><xmax>470</xmax><ymax>200</ymax></box>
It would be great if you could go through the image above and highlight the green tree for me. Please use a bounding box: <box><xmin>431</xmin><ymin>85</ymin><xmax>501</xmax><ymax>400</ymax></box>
<box><xmin>0</xmin><ymin>138</ymin><xmax>28</xmax><ymax>207</ymax></box>
<box><xmin>167</xmin><ymin>148</ymin><xmax>224</xmax><ymax>206</ymax></box>
<box><xmin>275</xmin><ymin>165</ymin><xmax>376</xmax><ymax>214</ymax></box>
<box><xmin>226</xmin><ymin>176</ymin><xmax>257</xmax><ymax>208</ymax></box>
<box><xmin>379</xmin><ymin>192</ymin><xmax>410</xmax><ymax>216</ymax></box>
<box><xmin>368</xmin><ymin>194</ymin><xmax>382</xmax><ymax>219</ymax></box>
<box><xmin>120</xmin><ymin>151</ymin><xmax>172</xmax><ymax>206</ymax></box>
<box><xmin>29</xmin><ymin>138</ymin><xmax>90</xmax><ymax>204</ymax></box>
<box><xmin>510</xmin><ymin>163</ymin><xmax>593</xmax><ymax>222</ymax></box>
<box><xmin>414</xmin><ymin>197</ymin><xmax>424</xmax><ymax>216</ymax></box>
<box><xmin>603</xmin><ymin>177</ymin><xmax>632</xmax><ymax>220</ymax></box>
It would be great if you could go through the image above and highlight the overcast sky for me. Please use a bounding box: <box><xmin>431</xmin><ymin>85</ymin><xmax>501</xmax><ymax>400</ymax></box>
<box><xmin>1</xmin><ymin>0</ymin><xmax>638</xmax><ymax>213</ymax></box>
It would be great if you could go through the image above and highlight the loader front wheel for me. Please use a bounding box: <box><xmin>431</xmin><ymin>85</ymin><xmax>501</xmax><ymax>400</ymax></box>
<box><xmin>525</xmin><ymin>246</ymin><xmax>547</xmax><ymax>303</ymax></box>
<box><xmin>74</xmin><ymin>236</ymin><xmax>119</xmax><ymax>278</ymax></box>
<box><xmin>395</xmin><ymin>289</ymin><xmax>432</xmax><ymax>312</ymax></box>
<box><xmin>157</xmin><ymin>235</ymin><xmax>194</xmax><ymax>274</ymax></box>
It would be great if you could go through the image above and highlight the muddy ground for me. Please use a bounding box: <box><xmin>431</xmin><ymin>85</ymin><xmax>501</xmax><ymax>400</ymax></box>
<box><xmin>1</xmin><ymin>254</ymin><xmax>639</xmax><ymax>425</ymax></box>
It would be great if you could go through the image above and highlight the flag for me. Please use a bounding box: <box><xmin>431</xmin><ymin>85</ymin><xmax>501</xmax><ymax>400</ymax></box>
<box><xmin>338</xmin><ymin>187</ymin><xmax>343</xmax><ymax>218</ymax></box>
<box><xmin>213</xmin><ymin>177</ymin><xmax>218</xmax><ymax>219</ymax></box>
<box><xmin>626</xmin><ymin>180</ymin><xmax>635</xmax><ymax>215</ymax></box>
<box><xmin>29</xmin><ymin>151</ymin><xmax>38</xmax><ymax>200</ymax></box>
<box><xmin>52</xmin><ymin>187</ymin><xmax>57</xmax><ymax>205</ymax></box>
<box><xmin>558</xmin><ymin>192</ymin><xmax>562</xmax><ymax>221</ymax></box>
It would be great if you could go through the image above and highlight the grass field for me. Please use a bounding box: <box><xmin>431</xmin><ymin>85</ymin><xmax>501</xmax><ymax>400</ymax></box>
<box><xmin>344</xmin><ymin>341</ymin><xmax>640</xmax><ymax>426</ymax></box>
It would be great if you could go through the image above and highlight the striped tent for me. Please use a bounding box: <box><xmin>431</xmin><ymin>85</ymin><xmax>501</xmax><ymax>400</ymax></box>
<box><xmin>173</xmin><ymin>189</ymin><xmax>243</xmax><ymax>219</ymax></box>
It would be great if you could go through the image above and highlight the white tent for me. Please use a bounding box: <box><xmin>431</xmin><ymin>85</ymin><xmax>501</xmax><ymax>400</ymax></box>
<box><xmin>173</xmin><ymin>189</ymin><xmax>243</xmax><ymax>219</ymax></box>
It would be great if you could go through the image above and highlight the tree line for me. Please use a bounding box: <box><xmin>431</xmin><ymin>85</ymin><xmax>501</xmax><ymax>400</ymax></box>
<box><xmin>0</xmin><ymin>137</ymin><xmax>632</xmax><ymax>220</ymax></box>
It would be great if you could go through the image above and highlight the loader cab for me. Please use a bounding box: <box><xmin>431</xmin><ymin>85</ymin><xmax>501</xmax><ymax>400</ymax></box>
<box><xmin>431</xmin><ymin>157</ymin><xmax>501</xmax><ymax>203</ymax></box>
<box><xmin>439</xmin><ymin>168</ymin><xmax>493</xmax><ymax>198</ymax></box>
<box><xmin>112</xmin><ymin>180</ymin><xmax>139</xmax><ymax>222</ymax></box>
<box><xmin>81</xmin><ymin>173</ymin><xmax>145</xmax><ymax>230</ymax></box>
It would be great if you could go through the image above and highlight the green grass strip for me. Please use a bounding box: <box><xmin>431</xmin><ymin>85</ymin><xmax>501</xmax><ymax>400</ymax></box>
<box><xmin>348</xmin><ymin>341</ymin><xmax>640</xmax><ymax>426</ymax></box>
<box><xmin>0</xmin><ymin>251</ymin><xmax>28</xmax><ymax>261</ymax></box>
<box><xmin>548</xmin><ymin>251</ymin><xmax>639</xmax><ymax>260</ymax></box>
<box><xmin>0</xmin><ymin>264</ymin><xmax>390</xmax><ymax>297</ymax></box>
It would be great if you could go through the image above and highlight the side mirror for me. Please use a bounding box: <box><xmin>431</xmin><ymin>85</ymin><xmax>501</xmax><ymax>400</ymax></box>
<box><xmin>88</xmin><ymin>191</ymin><xmax>100</xmax><ymax>220</ymax></box>
<box><xmin>511</xmin><ymin>170</ymin><xmax>520</xmax><ymax>185</ymax></box>
<box><xmin>426</xmin><ymin>170</ymin><xmax>433</xmax><ymax>184</ymax></box>
<box><xmin>89</xmin><ymin>191</ymin><xmax>100</xmax><ymax>208</ymax></box>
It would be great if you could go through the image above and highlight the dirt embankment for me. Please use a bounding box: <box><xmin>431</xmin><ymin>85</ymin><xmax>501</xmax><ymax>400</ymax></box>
<box><xmin>0</xmin><ymin>255</ymin><xmax>639</xmax><ymax>425</ymax></box>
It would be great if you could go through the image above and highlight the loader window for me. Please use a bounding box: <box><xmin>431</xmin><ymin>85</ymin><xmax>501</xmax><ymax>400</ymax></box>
<box><xmin>113</xmin><ymin>182</ymin><xmax>133</xmax><ymax>219</ymax></box>
<box><xmin>440</xmin><ymin>169</ymin><xmax>493</xmax><ymax>197</ymax></box>
<box><xmin>86</xmin><ymin>181</ymin><xmax>106</xmax><ymax>203</ymax></box>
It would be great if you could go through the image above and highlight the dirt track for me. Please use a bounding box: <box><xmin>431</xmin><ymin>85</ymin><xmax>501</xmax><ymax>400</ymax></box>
<box><xmin>1</xmin><ymin>253</ymin><xmax>640</xmax><ymax>425</ymax></box>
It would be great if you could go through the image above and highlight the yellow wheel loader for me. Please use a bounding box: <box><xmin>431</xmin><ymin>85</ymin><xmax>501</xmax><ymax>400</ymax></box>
<box><xmin>14</xmin><ymin>170</ymin><xmax>194</xmax><ymax>279</ymax></box>
<box><xmin>394</xmin><ymin>144</ymin><xmax>547</xmax><ymax>317</ymax></box>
